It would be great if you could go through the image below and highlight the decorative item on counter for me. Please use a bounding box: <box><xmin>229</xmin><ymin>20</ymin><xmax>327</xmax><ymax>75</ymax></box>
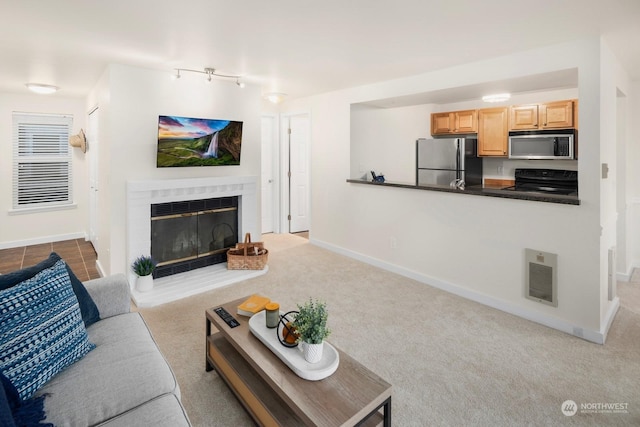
<box><xmin>277</xmin><ymin>311</ymin><xmax>300</xmax><ymax>348</ymax></box>
<box><xmin>237</xmin><ymin>294</ymin><xmax>271</xmax><ymax>317</ymax></box>
<box><xmin>131</xmin><ymin>255</ymin><xmax>156</xmax><ymax>292</ymax></box>
<box><xmin>227</xmin><ymin>233</ymin><xmax>269</xmax><ymax>270</ymax></box>
<box><xmin>370</xmin><ymin>170</ymin><xmax>385</xmax><ymax>183</ymax></box>
<box><xmin>292</xmin><ymin>298</ymin><xmax>331</xmax><ymax>364</ymax></box>
<box><xmin>265</xmin><ymin>302</ymin><xmax>280</xmax><ymax>328</ymax></box>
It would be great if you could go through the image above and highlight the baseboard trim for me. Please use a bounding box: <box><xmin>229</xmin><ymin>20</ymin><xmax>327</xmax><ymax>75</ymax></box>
<box><xmin>0</xmin><ymin>232</ymin><xmax>87</xmax><ymax>250</ymax></box>
<box><xmin>95</xmin><ymin>259</ymin><xmax>107</xmax><ymax>278</ymax></box>
<box><xmin>311</xmin><ymin>238</ymin><xmax>609</xmax><ymax>345</ymax></box>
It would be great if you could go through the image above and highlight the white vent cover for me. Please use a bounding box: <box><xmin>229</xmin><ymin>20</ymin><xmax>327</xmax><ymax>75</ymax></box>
<box><xmin>525</xmin><ymin>248</ymin><xmax>558</xmax><ymax>307</ymax></box>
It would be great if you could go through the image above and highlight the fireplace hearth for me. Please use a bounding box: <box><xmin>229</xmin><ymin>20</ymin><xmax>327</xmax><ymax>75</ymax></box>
<box><xmin>151</xmin><ymin>196</ymin><xmax>238</xmax><ymax>278</ymax></box>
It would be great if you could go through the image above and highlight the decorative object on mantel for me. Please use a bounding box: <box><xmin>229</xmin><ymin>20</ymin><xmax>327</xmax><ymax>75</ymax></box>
<box><xmin>370</xmin><ymin>170</ymin><xmax>385</xmax><ymax>183</ymax></box>
<box><xmin>292</xmin><ymin>298</ymin><xmax>331</xmax><ymax>364</ymax></box>
<box><xmin>227</xmin><ymin>233</ymin><xmax>268</xmax><ymax>270</ymax></box>
<box><xmin>69</xmin><ymin>129</ymin><xmax>87</xmax><ymax>153</ymax></box>
<box><xmin>132</xmin><ymin>255</ymin><xmax>156</xmax><ymax>292</ymax></box>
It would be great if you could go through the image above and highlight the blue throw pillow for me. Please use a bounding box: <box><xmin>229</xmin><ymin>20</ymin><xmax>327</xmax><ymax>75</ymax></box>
<box><xmin>0</xmin><ymin>260</ymin><xmax>96</xmax><ymax>400</ymax></box>
<box><xmin>0</xmin><ymin>252</ymin><xmax>100</xmax><ymax>327</ymax></box>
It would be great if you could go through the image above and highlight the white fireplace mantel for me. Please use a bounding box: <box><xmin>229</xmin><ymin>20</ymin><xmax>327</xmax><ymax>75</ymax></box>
<box><xmin>126</xmin><ymin>175</ymin><xmax>263</xmax><ymax>307</ymax></box>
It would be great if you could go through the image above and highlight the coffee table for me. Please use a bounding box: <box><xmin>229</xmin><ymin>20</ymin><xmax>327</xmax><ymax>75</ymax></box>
<box><xmin>205</xmin><ymin>297</ymin><xmax>392</xmax><ymax>426</ymax></box>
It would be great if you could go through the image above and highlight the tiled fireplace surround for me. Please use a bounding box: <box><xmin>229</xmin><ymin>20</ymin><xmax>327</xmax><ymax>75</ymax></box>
<box><xmin>126</xmin><ymin>176</ymin><xmax>267</xmax><ymax>307</ymax></box>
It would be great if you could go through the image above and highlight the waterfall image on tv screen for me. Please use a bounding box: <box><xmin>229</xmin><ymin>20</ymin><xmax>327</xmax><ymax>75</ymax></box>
<box><xmin>157</xmin><ymin>115</ymin><xmax>243</xmax><ymax>167</ymax></box>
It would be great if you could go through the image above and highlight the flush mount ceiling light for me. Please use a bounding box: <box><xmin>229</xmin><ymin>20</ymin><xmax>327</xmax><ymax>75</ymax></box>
<box><xmin>264</xmin><ymin>92</ymin><xmax>287</xmax><ymax>104</ymax></box>
<box><xmin>482</xmin><ymin>93</ymin><xmax>511</xmax><ymax>103</ymax></box>
<box><xmin>25</xmin><ymin>83</ymin><xmax>59</xmax><ymax>95</ymax></box>
<box><xmin>172</xmin><ymin>67</ymin><xmax>244</xmax><ymax>87</ymax></box>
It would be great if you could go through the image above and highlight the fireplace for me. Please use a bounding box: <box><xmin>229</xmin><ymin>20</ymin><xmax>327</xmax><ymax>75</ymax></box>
<box><xmin>151</xmin><ymin>196</ymin><xmax>239</xmax><ymax>278</ymax></box>
<box><xmin>126</xmin><ymin>176</ymin><xmax>263</xmax><ymax>307</ymax></box>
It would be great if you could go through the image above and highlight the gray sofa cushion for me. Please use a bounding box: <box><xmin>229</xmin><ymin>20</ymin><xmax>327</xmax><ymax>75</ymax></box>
<box><xmin>95</xmin><ymin>393</ymin><xmax>190</xmax><ymax>427</ymax></box>
<box><xmin>36</xmin><ymin>312</ymin><xmax>180</xmax><ymax>426</ymax></box>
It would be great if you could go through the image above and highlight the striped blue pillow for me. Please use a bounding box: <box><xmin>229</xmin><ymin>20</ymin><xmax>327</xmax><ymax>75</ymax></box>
<box><xmin>0</xmin><ymin>260</ymin><xmax>95</xmax><ymax>400</ymax></box>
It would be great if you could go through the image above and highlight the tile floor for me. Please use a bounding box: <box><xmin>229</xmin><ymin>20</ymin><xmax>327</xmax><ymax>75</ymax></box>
<box><xmin>0</xmin><ymin>239</ymin><xmax>100</xmax><ymax>282</ymax></box>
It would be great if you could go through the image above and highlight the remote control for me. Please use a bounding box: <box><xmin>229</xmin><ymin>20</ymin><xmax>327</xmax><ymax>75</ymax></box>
<box><xmin>213</xmin><ymin>307</ymin><xmax>240</xmax><ymax>328</ymax></box>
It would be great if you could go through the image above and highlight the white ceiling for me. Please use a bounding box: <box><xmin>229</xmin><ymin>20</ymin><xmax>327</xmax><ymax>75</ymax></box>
<box><xmin>1</xmin><ymin>0</ymin><xmax>638</xmax><ymax>100</ymax></box>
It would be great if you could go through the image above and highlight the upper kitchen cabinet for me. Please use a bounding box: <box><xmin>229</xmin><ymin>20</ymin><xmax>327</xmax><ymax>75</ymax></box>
<box><xmin>431</xmin><ymin>110</ymin><xmax>477</xmax><ymax>135</ymax></box>
<box><xmin>478</xmin><ymin>107</ymin><xmax>508</xmax><ymax>157</ymax></box>
<box><xmin>509</xmin><ymin>100</ymin><xmax>576</xmax><ymax>130</ymax></box>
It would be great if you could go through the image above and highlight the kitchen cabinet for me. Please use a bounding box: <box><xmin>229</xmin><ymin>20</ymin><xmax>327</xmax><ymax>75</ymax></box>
<box><xmin>541</xmin><ymin>100</ymin><xmax>574</xmax><ymax>129</ymax></box>
<box><xmin>431</xmin><ymin>110</ymin><xmax>477</xmax><ymax>135</ymax></box>
<box><xmin>509</xmin><ymin>100</ymin><xmax>575</xmax><ymax>130</ymax></box>
<box><xmin>478</xmin><ymin>107</ymin><xmax>508</xmax><ymax>156</ymax></box>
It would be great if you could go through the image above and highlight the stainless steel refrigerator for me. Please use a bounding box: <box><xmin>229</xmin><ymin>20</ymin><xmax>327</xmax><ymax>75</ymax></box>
<box><xmin>416</xmin><ymin>137</ymin><xmax>483</xmax><ymax>187</ymax></box>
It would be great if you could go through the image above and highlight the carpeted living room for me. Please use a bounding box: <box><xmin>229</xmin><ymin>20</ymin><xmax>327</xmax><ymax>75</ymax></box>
<box><xmin>135</xmin><ymin>233</ymin><xmax>640</xmax><ymax>426</ymax></box>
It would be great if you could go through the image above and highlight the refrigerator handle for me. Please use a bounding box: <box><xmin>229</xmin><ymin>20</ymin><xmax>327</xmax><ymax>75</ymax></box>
<box><xmin>455</xmin><ymin>139</ymin><xmax>461</xmax><ymax>180</ymax></box>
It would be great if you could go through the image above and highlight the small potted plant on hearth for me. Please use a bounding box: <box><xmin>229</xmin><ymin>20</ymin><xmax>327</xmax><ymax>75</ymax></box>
<box><xmin>293</xmin><ymin>298</ymin><xmax>331</xmax><ymax>363</ymax></box>
<box><xmin>132</xmin><ymin>255</ymin><xmax>157</xmax><ymax>292</ymax></box>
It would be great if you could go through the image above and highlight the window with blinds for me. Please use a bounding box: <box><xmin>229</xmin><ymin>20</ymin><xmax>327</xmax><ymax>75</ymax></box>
<box><xmin>12</xmin><ymin>113</ymin><xmax>73</xmax><ymax>209</ymax></box>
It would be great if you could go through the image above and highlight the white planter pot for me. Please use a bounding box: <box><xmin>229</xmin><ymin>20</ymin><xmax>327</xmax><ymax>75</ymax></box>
<box><xmin>136</xmin><ymin>275</ymin><xmax>154</xmax><ymax>292</ymax></box>
<box><xmin>302</xmin><ymin>342</ymin><xmax>324</xmax><ymax>363</ymax></box>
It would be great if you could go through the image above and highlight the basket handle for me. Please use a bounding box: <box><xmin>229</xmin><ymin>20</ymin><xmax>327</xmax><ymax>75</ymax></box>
<box><xmin>243</xmin><ymin>233</ymin><xmax>251</xmax><ymax>256</ymax></box>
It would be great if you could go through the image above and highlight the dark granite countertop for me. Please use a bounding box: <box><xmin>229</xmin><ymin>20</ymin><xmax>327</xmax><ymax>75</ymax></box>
<box><xmin>346</xmin><ymin>179</ymin><xmax>580</xmax><ymax>205</ymax></box>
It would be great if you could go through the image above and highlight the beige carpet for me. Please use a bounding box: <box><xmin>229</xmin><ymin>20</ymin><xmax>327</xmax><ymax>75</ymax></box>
<box><xmin>138</xmin><ymin>234</ymin><xmax>640</xmax><ymax>426</ymax></box>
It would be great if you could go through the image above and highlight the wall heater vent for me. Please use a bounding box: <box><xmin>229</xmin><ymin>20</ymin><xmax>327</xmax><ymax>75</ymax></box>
<box><xmin>525</xmin><ymin>248</ymin><xmax>558</xmax><ymax>307</ymax></box>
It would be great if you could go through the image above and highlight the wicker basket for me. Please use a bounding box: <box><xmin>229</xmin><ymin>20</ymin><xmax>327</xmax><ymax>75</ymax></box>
<box><xmin>227</xmin><ymin>233</ymin><xmax>268</xmax><ymax>270</ymax></box>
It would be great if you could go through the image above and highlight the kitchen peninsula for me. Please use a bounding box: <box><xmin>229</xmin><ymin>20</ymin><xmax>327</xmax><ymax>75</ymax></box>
<box><xmin>346</xmin><ymin>178</ymin><xmax>580</xmax><ymax>205</ymax></box>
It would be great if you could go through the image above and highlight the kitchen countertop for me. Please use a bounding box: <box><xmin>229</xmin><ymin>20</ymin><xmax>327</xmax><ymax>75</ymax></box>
<box><xmin>346</xmin><ymin>179</ymin><xmax>580</xmax><ymax>205</ymax></box>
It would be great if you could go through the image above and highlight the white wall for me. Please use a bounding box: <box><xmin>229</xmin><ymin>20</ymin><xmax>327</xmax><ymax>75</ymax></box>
<box><xmin>350</xmin><ymin>103</ymin><xmax>431</xmax><ymax>183</ymax></box>
<box><xmin>630</xmin><ymin>81</ymin><xmax>640</xmax><ymax>273</ymax></box>
<box><xmin>0</xmin><ymin>93</ymin><xmax>89</xmax><ymax>247</ymax></box>
<box><xmin>87</xmin><ymin>64</ymin><xmax>262</xmax><ymax>276</ymax></box>
<box><xmin>280</xmin><ymin>38</ymin><xmax>630</xmax><ymax>342</ymax></box>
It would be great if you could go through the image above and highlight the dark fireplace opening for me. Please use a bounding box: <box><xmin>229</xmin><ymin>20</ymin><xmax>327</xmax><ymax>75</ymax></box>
<box><xmin>150</xmin><ymin>196</ymin><xmax>238</xmax><ymax>279</ymax></box>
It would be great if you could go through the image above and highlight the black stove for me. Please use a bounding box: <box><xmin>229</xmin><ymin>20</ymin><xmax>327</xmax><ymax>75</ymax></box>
<box><xmin>504</xmin><ymin>168</ymin><xmax>578</xmax><ymax>196</ymax></box>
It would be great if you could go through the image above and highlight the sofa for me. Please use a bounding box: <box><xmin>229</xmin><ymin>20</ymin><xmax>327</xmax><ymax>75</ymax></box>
<box><xmin>0</xmin><ymin>254</ymin><xmax>191</xmax><ymax>427</ymax></box>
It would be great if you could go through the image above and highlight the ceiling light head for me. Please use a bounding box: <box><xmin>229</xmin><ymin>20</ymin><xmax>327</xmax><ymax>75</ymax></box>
<box><xmin>482</xmin><ymin>93</ymin><xmax>511</xmax><ymax>103</ymax></box>
<box><xmin>236</xmin><ymin>78</ymin><xmax>245</xmax><ymax>88</ymax></box>
<box><xmin>25</xmin><ymin>83</ymin><xmax>59</xmax><ymax>95</ymax></box>
<box><xmin>264</xmin><ymin>92</ymin><xmax>287</xmax><ymax>104</ymax></box>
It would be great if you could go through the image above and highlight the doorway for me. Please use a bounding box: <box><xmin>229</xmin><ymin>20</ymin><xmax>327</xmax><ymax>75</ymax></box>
<box><xmin>261</xmin><ymin>115</ymin><xmax>277</xmax><ymax>234</ymax></box>
<box><xmin>281</xmin><ymin>113</ymin><xmax>310</xmax><ymax>234</ymax></box>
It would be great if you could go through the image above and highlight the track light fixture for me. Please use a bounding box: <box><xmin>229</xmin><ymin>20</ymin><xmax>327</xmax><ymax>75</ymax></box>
<box><xmin>172</xmin><ymin>67</ymin><xmax>244</xmax><ymax>87</ymax></box>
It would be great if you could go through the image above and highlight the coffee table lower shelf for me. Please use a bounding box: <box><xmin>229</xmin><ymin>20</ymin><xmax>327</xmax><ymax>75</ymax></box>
<box><xmin>207</xmin><ymin>333</ymin><xmax>384</xmax><ymax>427</ymax></box>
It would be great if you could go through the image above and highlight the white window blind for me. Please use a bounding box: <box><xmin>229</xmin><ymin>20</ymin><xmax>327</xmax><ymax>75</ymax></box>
<box><xmin>12</xmin><ymin>113</ymin><xmax>73</xmax><ymax>209</ymax></box>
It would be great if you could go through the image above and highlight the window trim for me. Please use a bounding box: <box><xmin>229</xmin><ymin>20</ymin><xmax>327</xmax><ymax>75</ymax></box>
<box><xmin>12</xmin><ymin>112</ymin><xmax>74</xmax><ymax>210</ymax></box>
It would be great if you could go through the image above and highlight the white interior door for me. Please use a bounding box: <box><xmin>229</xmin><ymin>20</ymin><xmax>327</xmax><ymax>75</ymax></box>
<box><xmin>261</xmin><ymin>115</ymin><xmax>276</xmax><ymax>233</ymax></box>
<box><xmin>88</xmin><ymin>107</ymin><xmax>99</xmax><ymax>245</ymax></box>
<box><xmin>288</xmin><ymin>114</ymin><xmax>310</xmax><ymax>233</ymax></box>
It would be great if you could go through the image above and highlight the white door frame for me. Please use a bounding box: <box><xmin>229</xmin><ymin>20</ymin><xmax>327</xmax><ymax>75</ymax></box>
<box><xmin>261</xmin><ymin>114</ymin><xmax>279</xmax><ymax>234</ymax></box>
<box><xmin>87</xmin><ymin>106</ymin><xmax>99</xmax><ymax>245</ymax></box>
<box><xmin>279</xmin><ymin>111</ymin><xmax>311</xmax><ymax>234</ymax></box>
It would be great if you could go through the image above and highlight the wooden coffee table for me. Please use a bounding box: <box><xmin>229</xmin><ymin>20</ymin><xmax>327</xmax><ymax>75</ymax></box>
<box><xmin>205</xmin><ymin>297</ymin><xmax>392</xmax><ymax>426</ymax></box>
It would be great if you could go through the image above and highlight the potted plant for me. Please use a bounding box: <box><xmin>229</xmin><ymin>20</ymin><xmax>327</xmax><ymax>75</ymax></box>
<box><xmin>293</xmin><ymin>298</ymin><xmax>331</xmax><ymax>363</ymax></box>
<box><xmin>132</xmin><ymin>255</ymin><xmax>156</xmax><ymax>292</ymax></box>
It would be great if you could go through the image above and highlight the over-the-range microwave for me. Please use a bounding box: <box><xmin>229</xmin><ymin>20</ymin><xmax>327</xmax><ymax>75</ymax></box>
<box><xmin>508</xmin><ymin>129</ymin><xmax>576</xmax><ymax>160</ymax></box>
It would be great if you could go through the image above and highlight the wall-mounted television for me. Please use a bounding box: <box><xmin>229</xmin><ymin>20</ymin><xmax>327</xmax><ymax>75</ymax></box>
<box><xmin>157</xmin><ymin>115</ymin><xmax>243</xmax><ymax>167</ymax></box>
